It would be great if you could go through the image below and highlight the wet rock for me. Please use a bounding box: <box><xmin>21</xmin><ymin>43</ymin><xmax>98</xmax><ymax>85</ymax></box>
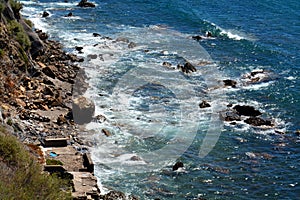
<box><xmin>130</xmin><ymin>155</ymin><xmax>142</xmax><ymax>161</ymax></box>
<box><xmin>242</xmin><ymin>69</ymin><xmax>276</xmax><ymax>84</ymax></box>
<box><xmin>93</xmin><ymin>33</ymin><xmax>101</xmax><ymax>37</ymax></box>
<box><xmin>87</xmin><ymin>54</ymin><xmax>97</xmax><ymax>59</ymax></box>
<box><xmin>19</xmin><ymin>111</ymin><xmax>50</xmax><ymax>122</ymax></box>
<box><xmin>64</xmin><ymin>12</ymin><xmax>73</xmax><ymax>17</ymax></box>
<box><xmin>223</xmin><ymin>79</ymin><xmax>237</xmax><ymax>88</ymax></box>
<box><xmin>94</xmin><ymin>114</ymin><xmax>106</xmax><ymax>123</ymax></box>
<box><xmin>220</xmin><ymin>111</ymin><xmax>241</xmax><ymax>121</ymax></box>
<box><xmin>128</xmin><ymin>42</ymin><xmax>136</xmax><ymax>48</ymax></box>
<box><xmin>75</xmin><ymin>46</ymin><xmax>83</xmax><ymax>52</ymax></box>
<box><xmin>101</xmin><ymin>128</ymin><xmax>111</xmax><ymax>137</ymax></box>
<box><xmin>162</xmin><ymin>61</ymin><xmax>172</xmax><ymax>68</ymax></box>
<box><xmin>178</xmin><ymin>62</ymin><xmax>197</xmax><ymax>73</ymax></box>
<box><xmin>199</xmin><ymin>100</ymin><xmax>211</xmax><ymax>108</ymax></box>
<box><xmin>244</xmin><ymin>117</ymin><xmax>273</xmax><ymax>126</ymax></box>
<box><xmin>172</xmin><ymin>161</ymin><xmax>184</xmax><ymax>171</ymax></box>
<box><xmin>295</xmin><ymin>130</ymin><xmax>300</xmax><ymax>136</ymax></box>
<box><xmin>77</xmin><ymin>0</ymin><xmax>96</xmax><ymax>7</ymax></box>
<box><xmin>192</xmin><ymin>35</ymin><xmax>203</xmax><ymax>41</ymax></box>
<box><xmin>72</xmin><ymin>96</ymin><xmax>95</xmax><ymax>125</ymax></box>
<box><xmin>233</xmin><ymin>105</ymin><xmax>262</xmax><ymax>116</ymax></box>
<box><xmin>116</xmin><ymin>37</ymin><xmax>129</xmax><ymax>43</ymax></box>
<box><xmin>103</xmin><ymin>191</ymin><xmax>126</xmax><ymax>200</ymax></box>
<box><xmin>42</xmin><ymin>11</ymin><xmax>49</xmax><ymax>18</ymax></box>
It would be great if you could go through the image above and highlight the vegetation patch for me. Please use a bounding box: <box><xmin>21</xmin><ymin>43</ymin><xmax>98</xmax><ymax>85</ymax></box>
<box><xmin>0</xmin><ymin>126</ymin><xmax>71</xmax><ymax>199</ymax></box>
<box><xmin>7</xmin><ymin>19</ymin><xmax>31</xmax><ymax>50</ymax></box>
<box><xmin>46</xmin><ymin>158</ymin><xmax>64</xmax><ymax>166</ymax></box>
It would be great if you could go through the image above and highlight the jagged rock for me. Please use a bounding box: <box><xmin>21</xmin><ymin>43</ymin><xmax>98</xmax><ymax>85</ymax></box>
<box><xmin>15</xmin><ymin>98</ymin><xmax>26</xmax><ymax>107</ymax></box>
<box><xmin>103</xmin><ymin>191</ymin><xmax>126</xmax><ymax>200</ymax></box>
<box><xmin>75</xmin><ymin>46</ymin><xmax>83</xmax><ymax>52</ymax></box>
<box><xmin>244</xmin><ymin>117</ymin><xmax>273</xmax><ymax>126</ymax></box>
<box><xmin>77</xmin><ymin>0</ymin><xmax>96</xmax><ymax>7</ymax></box>
<box><xmin>199</xmin><ymin>100</ymin><xmax>211</xmax><ymax>108</ymax></box>
<box><xmin>42</xmin><ymin>11</ymin><xmax>49</xmax><ymax>18</ymax></box>
<box><xmin>72</xmin><ymin>96</ymin><xmax>95</xmax><ymax>125</ymax></box>
<box><xmin>233</xmin><ymin>105</ymin><xmax>262</xmax><ymax>116</ymax></box>
<box><xmin>223</xmin><ymin>79</ymin><xmax>237</xmax><ymax>88</ymax></box>
<box><xmin>172</xmin><ymin>161</ymin><xmax>184</xmax><ymax>171</ymax></box>
<box><xmin>220</xmin><ymin>111</ymin><xmax>241</xmax><ymax>121</ymax></box>
<box><xmin>177</xmin><ymin>62</ymin><xmax>197</xmax><ymax>73</ymax></box>
<box><xmin>94</xmin><ymin>114</ymin><xmax>106</xmax><ymax>123</ymax></box>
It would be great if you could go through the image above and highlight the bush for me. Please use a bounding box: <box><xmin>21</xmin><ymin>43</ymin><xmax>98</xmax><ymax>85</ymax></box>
<box><xmin>7</xmin><ymin>19</ymin><xmax>31</xmax><ymax>50</ymax></box>
<box><xmin>0</xmin><ymin>126</ymin><xmax>72</xmax><ymax>199</ymax></box>
<box><xmin>46</xmin><ymin>159</ymin><xmax>64</xmax><ymax>166</ymax></box>
<box><xmin>0</xmin><ymin>48</ymin><xmax>4</xmax><ymax>58</ymax></box>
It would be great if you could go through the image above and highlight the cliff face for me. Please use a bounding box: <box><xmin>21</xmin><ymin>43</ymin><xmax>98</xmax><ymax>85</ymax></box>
<box><xmin>0</xmin><ymin>0</ymin><xmax>85</xmax><ymax>144</ymax></box>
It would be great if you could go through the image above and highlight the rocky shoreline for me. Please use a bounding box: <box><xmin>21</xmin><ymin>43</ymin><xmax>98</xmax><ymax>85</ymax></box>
<box><xmin>0</xmin><ymin>1</ymin><xmax>135</xmax><ymax>199</ymax></box>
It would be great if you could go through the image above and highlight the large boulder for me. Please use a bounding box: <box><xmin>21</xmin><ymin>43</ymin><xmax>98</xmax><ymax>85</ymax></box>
<box><xmin>233</xmin><ymin>105</ymin><xmax>262</xmax><ymax>116</ymax></box>
<box><xmin>77</xmin><ymin>0</ymin><xmax>96</xmax><ymax>7</ymax></box>
<box><xmin>72</xmin><ymin>96</ymin><xmax>95</xmax><ymax>124</ymax></box>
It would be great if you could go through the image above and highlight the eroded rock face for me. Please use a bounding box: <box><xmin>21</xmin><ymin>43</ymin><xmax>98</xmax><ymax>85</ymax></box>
<box><xmin>72</xmin><ymin>96</ymin><xmax>95</xmax><ymax>125</ymax></box>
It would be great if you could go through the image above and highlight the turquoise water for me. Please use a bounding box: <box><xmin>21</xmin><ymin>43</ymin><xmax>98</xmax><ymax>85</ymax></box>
<box><xmin>21</xmin><ymin>0</ymin><xmax>300</xmax><ymax>199</ymax></box>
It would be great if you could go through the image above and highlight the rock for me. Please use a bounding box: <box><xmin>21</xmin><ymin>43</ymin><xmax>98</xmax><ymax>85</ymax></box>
<box><xmin>93</xmin><ymin>33</ymin><xmax>101</xmax><ymax>37</ymax></box>
<box><xmin>57</xmin><ymin>114</ymin><xmax>67</xmax><ymax>125</ymax></box>
<box><xmin>103</xmin><ymin>191</ymin><xmax>126</xmax><ymax>200</ymax></box>
<box><xmin>172</xmin><ymin>161</ymin><xmax>184</xmax><ymax>171</ymax></box>
<box><xmin>75</xmin><ymin>46</ymin><xmax>83</xmax><ymax>52</ymax></box>
<box><xmin>42</xmin><ymin>65</ymin><xmax>57</xmax><ymax>79</ymax></box>
<box><xmin>242</xmin><ymin>69</ymin><xmax>276</xmax><ymax>84</ymax></box>
<box><xmin>128</xmin><ymin>42</ymin><xmax>136</xmax><ymax>48</ymax></box>
<box><xmin>101</xmin><ymin>128</ymin><xmax>111</xmax><ymax>137</ymax></box>
<box><xmin>295</xmin><ymin>130</ymin><xmax>300</xmax><ymax>136</ymax></box>
<box><xmin>65</xmin><ymin>12</ymin><xmax>73</xmax><ymax>17</ymax></box>
<box><xmin>206</xmin><ymin>31</ymin><xmax>212</xmax><ymax>37</ymax></box>
<box><xmin>162</xmin><ymin>61</ymin><xmax>172</xmax><ymax>68</ymax></box>
<box><xmin>87</xmin><ymin>54</ymin><xmax>97</xmax><ymax>59</ymax></box>
<box><xmin>72</xmin><ymin>96</ymin><xmax>95</xmax><ymax>125</ymax></box>
<box><xmin>192</xmin><ymin>35</ymin><xmax>203</xmax><ymax>41</ymax></box>
<box><xmin>116</xmin><ymin>37</ymin><xmax>129</xmax><ymax>43</ymax></box>
<box><xmin>199</xmin><ymin>100</ymin><xmax>211</xmax><ymax>108</ymax></box>
<box><xmin>233</xmin><ymin>105</ymin><xmax>262</xmax><ymax>116</ymax></box>
<box><xmin>38</xmin><ymin>32</ymin><xmax>49</xmax><ymax>40</ymax></box>
<box><xmin>244</xmin><ymin>117</ymin><xmax>273</xmax><ymax>126</ymax></box>
<box><xmin>223</xmin><ymin>79</ymin><xmax>237</xmax><ymax>88</ymax></box>
<box><xmin>42</xmin><ymin>11</ymin><xmax>50</xmax><ymax>18</ymax></box>
<box><xmin>77</xmin><ymin>0</ymin><xmax>96</xmax><ymax>7</ymax></box>
<box><xmin>94</xmin><ymin>114</ymin><xmax>106</xmax><ymax>123</ymax></box>
<box><xmin>178</xmin><ymin>62</ymin><xmax>197</xmax><ymax>73</ymax></box>
<box><xmin>15</xmin><ymin>98</ymin><xmax>26</xmax><ymax>107</ymax></box>
<box><xmin>220</xmin><ymin>111</ymin><xmax>241</xmax><ymax>121</ymax></box>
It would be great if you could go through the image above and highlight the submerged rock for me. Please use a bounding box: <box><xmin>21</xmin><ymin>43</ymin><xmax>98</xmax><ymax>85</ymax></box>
<box><xmin>220</xmin><ymin>111</ymin><xmax>241</xmax><ymax>121</ymax></box>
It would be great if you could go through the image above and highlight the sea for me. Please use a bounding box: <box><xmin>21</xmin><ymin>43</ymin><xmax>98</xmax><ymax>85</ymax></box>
<box><xmin>20</xmin><ymin>0</ymin><xmax>300</xmax><ymax>199</ymax></box>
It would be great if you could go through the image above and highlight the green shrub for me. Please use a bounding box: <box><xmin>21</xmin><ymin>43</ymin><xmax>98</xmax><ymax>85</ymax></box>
<box><xmin>8</xmin><ymin>19</ymin><xmax>31</xmax><ymax>50</ymax></box>
<box><xmin>24</xmin><ymin>18</ymin><xmax>33</xmax><ymax>28</ymax></box>
<box><xmin>0</xmin><ymin>48</ymin><xmax>4</xmax><ymax>58</ymax></box>
<box><xmin>46</xmin><ymin>159</ymin><xmax>64</xmax><ymax>166</ymax></box>
<box><xmin>9</xmin><ymin>0</ymin><xmax>22</xmax><ymax>14</ymax></box>
<box><xmin>0</xmin><ymin>126</ymin><xmax>72</xmax><ymax>199</ymax></box>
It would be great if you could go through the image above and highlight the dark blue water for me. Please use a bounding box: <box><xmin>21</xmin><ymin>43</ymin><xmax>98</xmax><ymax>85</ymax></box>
<box><xmin>21</xmin><ymin>0</ymin><xmax>300</xmax><ymax>199</ymax></box>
